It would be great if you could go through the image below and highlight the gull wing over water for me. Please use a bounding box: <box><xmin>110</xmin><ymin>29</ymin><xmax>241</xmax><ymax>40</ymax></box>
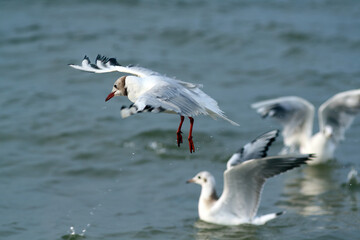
<box><xmin>69</xmin><ymin>55</ymin><xmax>206</xmax><ymax>90</ymax></box>
<box><xmin>318</xmin><ymin>89</ymin><xmax>360</xmax><ymax>142</ymax></box>
<box><xmin>251</xmin><ymin>96</ymin><xmax>315</xmax><ymax>148</ymax></box>
<box><xmin>69</xmin><ymin>55</ymin><xmax>159</xmax><ymax>77</ymax></box>
<box><xmin>217</xmin><ymin>154</ymin><xmax>311</xmax><ymax>221</ymax></box>
<box><xmin>226</xmin><ymin>130</ymin><xmax>279</xmax><ymax>169</ymax></box>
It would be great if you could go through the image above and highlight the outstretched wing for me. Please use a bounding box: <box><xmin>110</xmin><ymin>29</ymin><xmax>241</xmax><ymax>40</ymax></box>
<box><xmin>120</xmin><ymin>83</ymin><xmax>207</xmax><ymax>118</ymax></box>
<box><xmin>318</xmin><ymin>89</ymin><xmax>360</xmax><ymax>142</ymax></box>
<box><xmin>69</xmin><ymin>55</ymin><xmax>159</xmax><ymax>78</ymax></box>
<box><xmin>251</xmin><ymin>96</ymin><xmax>314</xmax><ymax>149</ymax></box>
<box><xmin>226</xmin><ymin>130</ymin><xmax>279</xmax><ymax>169</ymax></box>
<box><xmin>216</xmin><ymin>154</ymin><xmax>311</xmax><ymax>221</ymax></box>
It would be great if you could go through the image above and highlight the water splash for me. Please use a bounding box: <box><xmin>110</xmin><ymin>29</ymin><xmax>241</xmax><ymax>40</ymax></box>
<box><xmin>62</xmin><ymin>202</ymin><xmax>103</xmax><ymax>239</ymax></box>
<box><xmin>61</xmin><ymin>225</ymin><xmax>88</xmax><ymax>239</ymax></box>
<box><xmin>148</xmin><ymin>141</ymin><xmax>166</xmax><ymax>154</ymax></box>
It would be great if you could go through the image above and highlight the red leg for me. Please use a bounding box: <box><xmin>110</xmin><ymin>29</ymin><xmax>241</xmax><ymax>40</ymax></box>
<box><xmin>176</xmin><ymin>116</ymin><xmax>185</xmax><ymax>147</ymax></box>
<box><xmin>188</xmin><ymin>117</ymin><xmax>195</xmax><ymax>153</ymax></box>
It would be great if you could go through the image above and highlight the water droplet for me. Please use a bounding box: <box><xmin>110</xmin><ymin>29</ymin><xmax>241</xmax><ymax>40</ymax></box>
<box><xmin>70</xmin><ymin>226</ymin><xmax>75</xmax><ymax>235</ymax></box>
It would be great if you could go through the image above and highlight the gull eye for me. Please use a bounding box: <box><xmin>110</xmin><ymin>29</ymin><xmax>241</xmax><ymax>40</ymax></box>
<box><xmin>197</xmin><ymin>176</ymin><xmax>201</xmax><ymax>179</ymax></box>
<box><xmin>114</xmin><ymin>84</ymin><xmax>118</xmax><ymax>89</ymax></box>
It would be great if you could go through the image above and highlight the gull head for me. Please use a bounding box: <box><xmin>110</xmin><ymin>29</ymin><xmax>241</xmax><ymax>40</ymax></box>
<box><xmin>186</xmin><ymin>171</ymin><xmax>215</xmax><ymax>187</ymax></box>
<box><xmin>322</xmin><ymin>125</ymin><xmax>333</xmax><ymax>139</ymax></box>
<box><xmin>105</xmin><ymin>76</ymin><xmax>127</xmax><ymax>102</ymax></box>
<box><xmin>187</xmin><ymin>171</ymin><xmax>218</xmax><ymax>205</ymax></box>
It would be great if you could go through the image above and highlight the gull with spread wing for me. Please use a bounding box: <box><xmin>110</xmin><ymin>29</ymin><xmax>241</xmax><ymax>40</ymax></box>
<box><xmin>251</xmin><ymin>89</ymin><xmax>360</xmax><ymax>164</ymax></box>
<box><xmin>69</xmin><ymin>55</ymin><xmax>239</xmax><ymax>153</ymax></box>
<box><xmin>187</xmin><ymin>130</ymin><xmax>312</xmax><ymax>225</ymax></box>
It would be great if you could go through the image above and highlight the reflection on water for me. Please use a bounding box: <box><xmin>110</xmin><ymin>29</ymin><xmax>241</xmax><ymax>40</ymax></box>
<box><xmin>281</xmin><ymin>162</ymin><xmax>358</xmax><ymax>217</ymax></box>
<box><xmin>300</xmin><ymin>164</ymin><xmax>336</xmax><ymax>197</ymax></box>
<box><xmin>194</xmin><ymin>220</ymin><xmax>259</xmax><ymax>240</ymax></box>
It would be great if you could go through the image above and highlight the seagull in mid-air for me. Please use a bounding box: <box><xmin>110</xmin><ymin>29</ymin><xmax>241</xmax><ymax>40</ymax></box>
<box><xmin>251</xmin><ymin>89</ymin><xmax>360</xmax><ymax>164</ymax></box>
<box><xmin>187</xmin><ymin>130</ymin><xmax>312</xmax><ymax>225</ymax></box>
<box><xmin>69</xmin><ymin>55</ymin><xmax>239</xmax><ymax>153</ymax></box>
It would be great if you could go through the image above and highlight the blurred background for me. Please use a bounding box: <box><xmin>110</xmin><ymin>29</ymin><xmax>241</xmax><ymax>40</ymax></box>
<box><xmin>1</xmin><ymin>0</ymin><xmax>359</xmax><ymax>239</ymax></box>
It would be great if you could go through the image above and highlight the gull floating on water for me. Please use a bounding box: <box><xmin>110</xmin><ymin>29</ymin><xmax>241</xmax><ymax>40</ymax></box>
<box><xmin>187</xmin><ymin>130</ymin><xmax>312</xmax><ymax>225</ymax></box>
<box><xmin>251</xmin><ymin>89</ymin><xmax>360</xmax><ymax>165</ymax></box>
<box><xmin>69</xmin><ymin>55</ymin><xmax>238</xmax><ymax>153</ymax></box>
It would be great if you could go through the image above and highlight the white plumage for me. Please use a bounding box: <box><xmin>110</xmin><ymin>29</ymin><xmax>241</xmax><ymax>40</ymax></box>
<box><xmin>187</xmin><ymin>130</ymin><xmax>312</xmax><ymax>225</ymax></box>
<box><xmin>251</xmin><ymin>89</ymin><xmax>360</xmax><ymax>164</ymax></box>
<box><xmin>69</xmin><ymin>55</ymin><xmax>238</xmax><ymax>153</ymax></box>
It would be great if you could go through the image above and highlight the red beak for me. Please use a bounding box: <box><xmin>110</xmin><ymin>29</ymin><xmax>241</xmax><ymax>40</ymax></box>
<box><xmin>105</xmin><ymin>91</ymin><xmax>115</xmax><ymax>102</ymax></box>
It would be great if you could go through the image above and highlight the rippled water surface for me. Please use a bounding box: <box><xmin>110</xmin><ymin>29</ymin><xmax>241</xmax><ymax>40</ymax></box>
<box><xmin>1</xmin><ymin>0</ymin><xmax>360</xmax><ymax>239</ymax></box>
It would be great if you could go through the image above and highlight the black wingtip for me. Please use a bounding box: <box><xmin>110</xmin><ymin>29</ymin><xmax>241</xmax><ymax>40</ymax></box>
<box><xmin>108</xmin><ymin>57</ymin><xmax>121</xmax><ymax>66</ymax></box>
<box><xmin>275</xmin><ymin>129</ymin><xmax>280</xmax><ymax>136</ymax></box>
<box><xmin>306</xmin><ymin>154</ymin><xmax>316</xmax><ymax>162</ymax></box>
<box><xmin>82</xmin><ymin>54</ymin><xmax>122</xmax><ymax>66</ymax></box>
<box><xmin>258</xmin><ymin>129</ymin><xmax>279</xmax><ymax>158</ymax></box>
<box><xmin>96</xmin><ymin>54</ymin><xmax>108</xmax><ymax>63</ymax></box>
<box><xmin>90</xmin><ymin>63</ymin><xmax>100</xmax><ymax>69</ymax></box>
<box><xmin>276</xmin><ymin>211</ymin><xmax>285</xmax><ymax>216</ymax></box>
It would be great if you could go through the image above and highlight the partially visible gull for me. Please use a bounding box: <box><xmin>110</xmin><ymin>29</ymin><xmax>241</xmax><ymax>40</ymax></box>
<box><xmin>347</xmin><ymin>168</ymin><xmax>358</xmax><ymax>186</ymax></box>
<box><xmin>69</xmin><ymin>55</ymin><xmax>238</xmax><ymax>153</ymax></box>
<box><xmin>251</xmin><ymin>89</ymin><xmax>360</xmax><ymax>164</ymax></box>
<box><xmin>187</xmin><ymin>130</ymin><xmax>312</xmax><ymax>225</ymax></box>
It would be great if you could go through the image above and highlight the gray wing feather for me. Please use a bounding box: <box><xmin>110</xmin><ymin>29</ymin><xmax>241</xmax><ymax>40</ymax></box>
<box><xmin>226</xmin><ymin>130</ymin><xmax>279</xmax><ymax>169</ymax></box>
<box><xmin>318</xmin><ymin>89</ymin><xmax>360</xmax><ymax>142</ymax></box>
<box><xmin>127</xmin><ymin>84</ymin><xmax>207</xmax><ymax>117</ymax></box>
<box><xmin>218</xmin><ymin>154</ymin><xmax>311</xmax><ymax>220</ymax></box>
<box><xmin>251</xmin><ymin>96</ymin><xmax>314</xmax><ymax>148</ymax></box>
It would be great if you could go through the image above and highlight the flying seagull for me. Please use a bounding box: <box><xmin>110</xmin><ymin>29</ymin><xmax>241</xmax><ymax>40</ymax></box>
<box><xmin>69</xmin><ymin>55</ymin><xmax>238</xmax><ymax>153</ymax></box>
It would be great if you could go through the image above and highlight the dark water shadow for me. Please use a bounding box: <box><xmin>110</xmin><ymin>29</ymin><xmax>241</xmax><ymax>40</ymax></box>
<box><xmin>193</xmin><ymin>220</ymin><xmax>259</xmax><ymax>240</ymax></box>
